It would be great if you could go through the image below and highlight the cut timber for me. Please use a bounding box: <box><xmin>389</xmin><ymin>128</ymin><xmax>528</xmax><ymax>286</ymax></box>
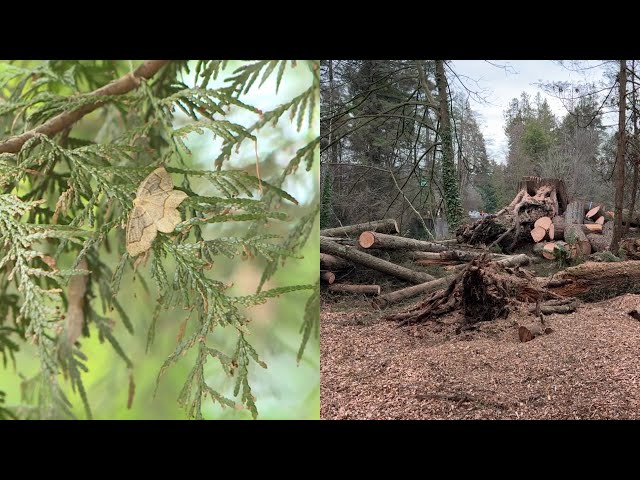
<box><xmin>565</xmin><ymin>200</ymin><xmax>585</xmax><ymax>225</ymax></box>
<box><xmin>542</xmin><ymin>243</ymin><xmax>556</xmax><ymax>260</ymax></box>
<box><xmin>320</xmin><ymin>219</ymin><xmax>399</xmax><ymax>238</ymax></box>
<box><xmin>531</xmin><ymin>226</ymin><xmax>547</xmax><ymax>242</ymax></box>
<box><xmin>546</xmin><ymin>260</ymin><xmax>640</xmax><ymax>300</ymax></box>
<box><xmin>586</xmin><ymin>205</ymin><xmax>602</xmax><ymax>220</ymax></box>
<box><xmin>320</xmin><ymin>271</ymin><xmax>336</xmax><ymax>284</ymax></box>
<box><xmin>415</xmin><ymin>259</ymin><xmax>463</xmax><ymax>266</ymax></box>
<box><xmin>374</xmin><ymin>254</ymin><xmax>531</xmax><ymax>308</ymax></box>
<box><xmin>564</xmin><ymin>224</ymin><xmax>592</xmax><ymax>256</ymax></box>
<box><xmin>320</xmin><ymin>238</ymin><xmax>435</xmax><ymax>284</ymax></box>
<box><xmin>595</xmin><ymin>216</ymin><xmax>605</xmax><ymax>225</ymax></box>
<box><xmin>587</xmin><ymin>233</ymin><xmax>611</xmax><ymax>252</ymax></box>
<box><xmin>328</xmin><ymin>284</ymin><xmax>380</xmax><ymax>296</ymax></box>
<box><xmin>456</xmin><ymin>177</ymin><xmax>566</xmax><ymax>251</ymax></box>
<box><xmin>534</xmin><ymin>216</ymin><xmax>552</xmax><ymax>230</ymax></box>
<box><xmin>548</xmin><ymin>223</ymin><xmax>555</xmax><ymax>240</ymax></box>
<box><xmin>552</xmin><ymin>216</ymin><xmax>565</xmax><ymax>240</ymax></box>
<box><xmin>518</xmin><ymin>323</ymin><xmax>544</xmax><ymax>343</ymax></box>
<box><xmin>407</xmin><ymin>250</ymin><xmax>482</xmax><ymax>262</ymax></box>
<box><xmin>320</xmin><ymin>253</ymin><xmax>351</xmax><ymax>270</ymax></box>
<box><xmin>358</xmin><ymin>231</ymin><xmax>448</xmax><ymax>252</ymax></box>
<box><xmin>584</xmin><ymin>223</ymin><xmax>603</xmax><ymax>233</ymax></box>
<box><xmin>373</xmin><ymin>277</ymin><xmax>451</xmax><ymax>309</ymax></box>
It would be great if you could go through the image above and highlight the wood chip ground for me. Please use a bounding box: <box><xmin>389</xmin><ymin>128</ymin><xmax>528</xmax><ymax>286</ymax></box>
<box><xmin>321</xmin><ymin>294</ymin><xmax>640</xmax><ymax>419</ymax></box>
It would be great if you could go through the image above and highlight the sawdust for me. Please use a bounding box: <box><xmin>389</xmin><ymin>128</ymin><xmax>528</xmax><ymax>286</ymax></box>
<box><xmin>321</xmin><ymin>294</ymin><xmax>640</xmax><ymax>419</ymax></box>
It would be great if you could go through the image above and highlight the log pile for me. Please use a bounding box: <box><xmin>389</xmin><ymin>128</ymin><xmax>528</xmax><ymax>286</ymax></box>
<box><xmin>320</xmin><ymin>217</ymin><xmax>527</xmax><ymax>303</ymax></box>
<box><xmin>457</xmin><ymin>176</ymin><xmax>627</xmax><ymax>259</ymax></box>
<box><xmin>457</xmin><ymin>177</ymin><xmax>569</xmax><ymax>252</ymax></box>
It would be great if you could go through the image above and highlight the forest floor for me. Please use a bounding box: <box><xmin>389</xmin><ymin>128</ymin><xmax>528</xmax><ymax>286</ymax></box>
<box><xmin>321</xmin><ymin>292</ymin><xmax>640</xmax><ymax>419</ymax></box>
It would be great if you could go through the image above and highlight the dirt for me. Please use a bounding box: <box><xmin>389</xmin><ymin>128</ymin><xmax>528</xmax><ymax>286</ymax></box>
<box><xmin>321</xmin><ymin>293</ymin><xmax>640</xmax><ymax>419</ymax></box>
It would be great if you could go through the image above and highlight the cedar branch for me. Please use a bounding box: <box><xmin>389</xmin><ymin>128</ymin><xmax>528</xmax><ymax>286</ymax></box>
<box><xmin>0</xmin><ymin>60</ymin><xmax>171</xmax><ymax>154</ymax></box>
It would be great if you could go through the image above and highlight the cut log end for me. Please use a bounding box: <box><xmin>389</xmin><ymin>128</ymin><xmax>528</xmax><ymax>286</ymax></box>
<box><xmin>358</xmin><ymin>231</ymin><xmax>376</xmax><ymax>249</ymax></box>
<box><xmin>548</xmin><ymin>223</ymin><xmax>555</xmax><ymax>240</ymax></box>
<box><xmin>586</xmin><ymin>205</ymin><xmax>602</xmax><ymax>219</ymax></box>
<box><xmin>320</xmin><ymin>271</ymin><xmax>336</xmax><ymax>284</ymax></box>
<box><xmin>542</xmin><ymin>242</ymin><xmax>556</xmax><ymax>260</ymax></box>
<box><xmin>531</xmin><ymin>226</ymin><xmax>547</xmax><ymax>243</ymax></box>
<box><xmin>518</xmin><ymin>324</ymin><xmax>541</xmax><ymax>342</ymax></box>
<box><xmin>534</xmin><ymin>216</ymin><xmax>552</xmax><ymax>231</ymax></box>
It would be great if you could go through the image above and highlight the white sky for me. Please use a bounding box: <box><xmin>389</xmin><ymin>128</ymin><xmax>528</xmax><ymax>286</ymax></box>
<box><xmin>450</xmin><ymin>60</ymin><xmax>612</xmax><ymax>164</ymax></box>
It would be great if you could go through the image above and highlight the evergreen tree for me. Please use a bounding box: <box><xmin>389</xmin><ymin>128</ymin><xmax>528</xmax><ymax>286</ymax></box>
<box><xmin>0</xmin><ymin>60</ymin><xmax>319</xmax><ymax>419</ymax></box>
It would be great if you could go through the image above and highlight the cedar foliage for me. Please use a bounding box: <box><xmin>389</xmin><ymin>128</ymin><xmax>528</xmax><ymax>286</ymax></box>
<box><xmin>0</xmin><ymin>60</ymin><xmax>319</xmax><ymax>419</ymax></box>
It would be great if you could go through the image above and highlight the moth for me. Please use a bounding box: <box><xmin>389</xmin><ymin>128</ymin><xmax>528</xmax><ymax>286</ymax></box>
<box><xmin>126</xmin><ymin>167</ymin><xmax>188</xmax><ymax>257</ymax></box>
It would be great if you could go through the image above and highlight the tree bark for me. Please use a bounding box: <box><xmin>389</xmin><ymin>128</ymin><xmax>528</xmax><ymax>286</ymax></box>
<box><xmin>611</xmin><ymin>60</ymin><xmax>627</xmax><ymax>252</ymax></box>
<box><xmin>320</xmin><ymin>253</ymin><xmax>351</xmax><ymax>270</ymax></box>
<box><xmin>546</xmin><ymin>260</ymin><xmax>640</xmax><ymax>299</ymax></box>
<box><xmin>564</xmin><ymin>200</ymin><xmax>585</xmax><ymax>225</ymax></box>
<box><xmin>627</xmin><ymin>63</ymin><xmax>639</xmax><ymax>236</ymax></box>
<box><xmin>328</xmin><ymin>284</ymin><xmax>381</xmax><ymax>296</ymax></box>
<box><xmin>551</xmin><ymin>216</ymin><xmax>565</xmax><ymax>240</ymax></box>
<box><xmin>320</xmin><ymin>237</ymin><xmax>434</xmax><ymax>284</ymax></box>
<box><xmin>358</xmin><ymin>231</ymin><xmax>448</xmax><ymax>251</ymax></box>
<box><xmin>373</xmin><ymin>277</ymin><xmax>452</xmax><ymax>309</ymax></box>
<box><xmin>320</xmin><ymin>219</ymin><xmax>399</xmax><ymax>238</ymax></box>
<box><xmin>407</xmin><ymin>250</ymin><xmax>484</xmax><ymax>261</ymax></box>
<box><xmin>435</xmin><ymin>60</ymin><xmax>463</xmax><ymax>231</ymax></box>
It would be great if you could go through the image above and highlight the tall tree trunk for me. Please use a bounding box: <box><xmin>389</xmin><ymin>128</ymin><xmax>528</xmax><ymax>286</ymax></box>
<box><xmin>435</xmin><ymin>60</ymin><xmax>463</xmax><ymax>231</ymax></box>
<box><xmin>627</xmin><ymin>60</ymin><xmax>639</xmax><ymax>235</ymax></box>
<box><xmin>611</xmin><ymin>60</ymin><xmax>627</xmax><ymax>252</ymax></box>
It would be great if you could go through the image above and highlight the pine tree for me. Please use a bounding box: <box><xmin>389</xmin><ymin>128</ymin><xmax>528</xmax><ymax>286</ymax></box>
<box><xmin>0</xmin><ymin>60</ymin><xmax>319</xmax><ymax>419</ymax></box>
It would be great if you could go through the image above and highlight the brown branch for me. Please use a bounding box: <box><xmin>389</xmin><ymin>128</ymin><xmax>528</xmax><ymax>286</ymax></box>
<box><xmin>0</xmin><ymin>60</ymin><xmax>171</xmax><ymax>154</ymax></box>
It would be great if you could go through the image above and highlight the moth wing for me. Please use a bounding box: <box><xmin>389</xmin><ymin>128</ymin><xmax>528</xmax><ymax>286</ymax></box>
<box><xmin>136</xmin><ymin>167</ymin><xmax>174</xmax><ymax>199</ymax></box>
<box><xmin>156</xmin><ymin>190</ymin><xmax>188</xmax><ymax>233</ymax></box>
<box><xmin>126</xmin><ymin>205</ymin><xmax>158</xmax><ymax>256</ymax></box>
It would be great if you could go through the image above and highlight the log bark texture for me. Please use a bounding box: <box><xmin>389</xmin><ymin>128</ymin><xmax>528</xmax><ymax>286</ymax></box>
<box><xmin>328</xmin><ymin>284</ymin><xmax>381</xmax><ymax>295</ymax></box>
<box><xmin>358</xmin><ymin>231</ymin><xmax>448</xmax><ymax>252</ymax></box>
<box><xmin>320</xmin><ymin>253</ymin><xmax>351</xmax><ymax>270</ymax></box>
<box><xmin>320</xmin><ymin>238</ymin><xmax>434</xmax><ymax>284</ymax></box>
<box><xmin>320</xmin><ymin>219</ymin><xmax>399</xmax><ymax>238</ymax></box>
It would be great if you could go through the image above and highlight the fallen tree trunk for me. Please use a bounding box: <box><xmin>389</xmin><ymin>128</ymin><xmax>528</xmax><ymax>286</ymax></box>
<box><xmin>373</xmin><ymin>276</ymin><xmax>452</xmax><ymax>309</ymax></box>
<box><xmin>546</xmin><ymin>260</ymin><xmax>640</xmax><ymax>300</ymax></box>
<box><xmin>328</xmin><ymin>284</ymin><xmax>381</xmax><ymax>296</ymax></box>
<box><xmin>320</xmin><ymin>237</ymin><xmax>434</xmax><ymax>284</ymax></box>
<box><xmin>320</xmin><ymin>219</ymin><xmax>399</xmax><ymax>238</ymax></box>
<box><xmin>320</xmin><ymin>271</ymin><xmax>336</xmax><ymax>284</ymax></box>
<box><xmin>359</xmin><ymin>231</ymin><xmax>448</xmax><ymax>252</ymax></box>
<box><xmin>407</xmin><ymin>250</ymin><xmax>482</xmax><ymax>261</ymax></box>
<box><xmin>320</xmin><ymin>253</ymin><xmax>351</xmax><ymax>270</ymax></box>
<box><xmin>376</xmin><ymin>254</ymin><xmax>531</xmax><ymax>308</ymax></box>
<box><xmin>386</xmin><ymin>255</ymin><xmax>556</xmax><ymax>325</ymax></box>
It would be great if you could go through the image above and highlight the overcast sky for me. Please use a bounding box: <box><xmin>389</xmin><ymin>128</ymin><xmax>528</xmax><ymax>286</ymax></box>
<box><xmin>449</xmin><ymin>60</ymin><xmax>612</xmax><ymax>164</ymax></box>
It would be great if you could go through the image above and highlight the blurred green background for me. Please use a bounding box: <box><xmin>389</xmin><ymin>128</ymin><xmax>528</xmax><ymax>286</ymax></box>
<box><xmin>0</xmin><ymin>60</ymin><xmax>319</xmax><ymax>419</ymax></box>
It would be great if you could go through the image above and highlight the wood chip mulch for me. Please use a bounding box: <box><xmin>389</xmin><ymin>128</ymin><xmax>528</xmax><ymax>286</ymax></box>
<box><xmin>321</xmin><ymin>294</ymin><xmax>640</xmax><ymax>419</ymax></box>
